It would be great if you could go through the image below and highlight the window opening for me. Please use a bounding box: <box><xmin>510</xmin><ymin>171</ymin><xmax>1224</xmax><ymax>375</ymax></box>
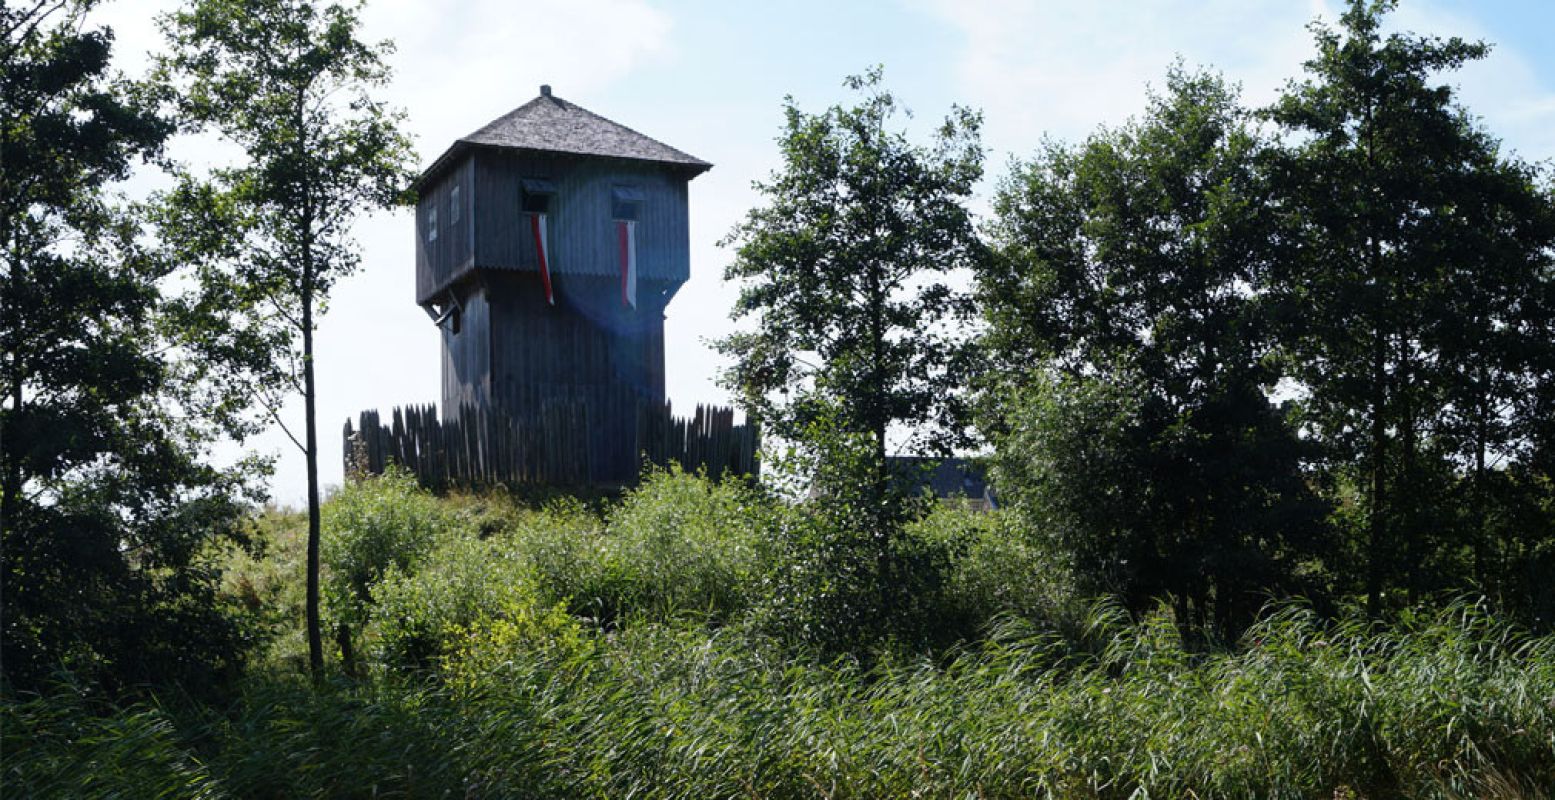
<box><xmin>522</xmin><ymin>177</ymin><xmax>557</xmax><ymax>214</ymax></box>
<box><xmin>611</xmin><ymin>185</ymin><xmax>643</xmax><ymax>221</ymax></box>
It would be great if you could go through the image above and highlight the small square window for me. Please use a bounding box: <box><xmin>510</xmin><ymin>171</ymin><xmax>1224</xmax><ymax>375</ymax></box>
<box><xmin>426</xmin><ymin>205</ymin><xmax>438</xmax><ymax>242</ymax></box>
<box><xmin>611</xmin><ymin>186</ymin><xmax>642</xmax><ymax>221</ymax></box>
<box><xmin>522</xmin><ymin>177</ymin><xmax>556</xmax><ymax>214</ymax></box>
<box><xmin>450</xmin><ymin>185</ymin><xmax>462</xmax><ymax>225</ymax></box>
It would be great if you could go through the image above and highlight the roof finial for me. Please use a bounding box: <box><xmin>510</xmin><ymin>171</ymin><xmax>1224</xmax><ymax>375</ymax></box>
<box><xmin>540</xmin><ymin>84</ymin><xmax>552</xmax><ymax>98</ymax></box>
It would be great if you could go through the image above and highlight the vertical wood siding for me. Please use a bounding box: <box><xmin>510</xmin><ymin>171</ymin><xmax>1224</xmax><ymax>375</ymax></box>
<box><xmin>414</xmin><ymin>158</ymin><xmax>474</xmax><ymax>305</ymax></box>
<box><xmin>472</xmin><ymin>150</ymin><xmax>690</xmax><ymax>284</ymax></box>
<box><xmin>439</xmin><ymin>281</ymin><xmax>490</xmax><ymax>418</ymax></box>
<box><xmin>344</xmin><ymin>401</ymin><xmax>758</xmax><ymax>490</ymax></box>
<box><xmin>464</xmin><ymin>272</ymin><xmax>670</xmax><ymax>481</ymax></box>
<box><xmin>419</xmin><ymin>146</ymin><xmax>697</xmax><ymax>483</ymax></box>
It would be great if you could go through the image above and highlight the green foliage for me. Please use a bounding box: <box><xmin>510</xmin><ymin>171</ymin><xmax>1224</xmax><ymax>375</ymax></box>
<box><xmin>158</xmin><ymin>0</ymin><xmax>418</xmax><ymax>675</ymax></box>
<box><xmin>595</xmin><ymin>466</ymin><xmax>770</xmax><ymax>622</ymax></box>
<box><xmin>15</xmin><ymin>473</ymin><xmax>1555</xmax><ymax>797</ymax></box>
<box><xmin>907</xmin><ymin>503</ymin><xmax>1078</xmax><ymax>637</ymax></box>
<box><xmin>980</xmin><ymin>68</ymin><xmax>1331</xmax><ymax>636</ymax></box>
<box><xmin>752</xmin><ymin>414</ymin><xmax>951</xmax><ymax>652</ymax></box>
<box><xmin>13</xmin><ymin>601</ymin><xmax>1555</xmax><ymax>798</ymax></box>
<box><xmin>321</xmin><ymin>467</ymin><xmax>449</xmax><ymax>627</ymax></box>
<box><xmin>219</xmin><ymin>507</ymin><xmax>312</xmax><ymax>669</ymax></box>
<box><xmin>173</xmin><ymin>675</ymin><xmax>478</xmax><ymax>798</ymax></box>
<box><xmin>0</xmin><ymin>0</ymin><xmax>259</xmax><ymax>698</ymax></box>
<box><xmin>494</xmin><ymin>468</ymin><xmax>773</xmax><ymax>626</ymax></box>
<box><xmin>1261</xmin><ymin>0</ymin><xmax>1555</xmax><ymax>612</ymax></box>
<box><xmin>717</xmin><ymin>66</ymin><xmax>984</xmax><ymax>507</ymax></box>
<box><xmin>371</xmin><ymin>533</ymin><xmax>567</xmax><ymax>671</ymax></box>
<box><xmin>2</xmin><ymin>685</ymin><xmax>219</xmax><ymax>799</ymax></box>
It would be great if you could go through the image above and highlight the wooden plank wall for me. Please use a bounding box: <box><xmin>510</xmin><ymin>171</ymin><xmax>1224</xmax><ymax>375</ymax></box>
<box><xmin>473</xmin><ymin>151</ymin><xmax>691</xmax><ymax>283</ymax></box>
<box><xmin>484</xmin><ymin>272</ymin><xmax>668</xmax><ymax>410</ymax></box>
<box><xmin>343</xmin><ymin>400</ymin><xmax>759</xmax><ymax>492</ymax></box>
<box><xmin>440</xmin><ymin>281</ymin><xmax>492</xmax><ymax>418</ymax></box>
<box><xmin>415</xmin><ymin>157</ymin><xmax>474</xmax><ymax>305</ymax></box>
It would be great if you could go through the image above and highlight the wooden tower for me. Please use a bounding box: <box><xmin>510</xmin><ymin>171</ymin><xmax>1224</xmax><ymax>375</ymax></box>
<box><xmin>412</xmin><ymin>85</ymin><xmax>711</xmax><ymax>482</ymax></box>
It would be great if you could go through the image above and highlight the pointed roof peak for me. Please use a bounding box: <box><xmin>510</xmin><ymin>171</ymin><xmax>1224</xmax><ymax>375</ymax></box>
<box><xmin>415</xmin><ymin>88</ymin><xmax>711</xmax><ymax>190</ymax></box>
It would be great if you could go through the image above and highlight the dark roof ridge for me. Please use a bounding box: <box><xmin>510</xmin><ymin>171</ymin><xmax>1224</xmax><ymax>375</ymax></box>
<box><xmin>413</xmin><ymin>88</ymin><xmax>711</xmax><ymax>192</ymax></box>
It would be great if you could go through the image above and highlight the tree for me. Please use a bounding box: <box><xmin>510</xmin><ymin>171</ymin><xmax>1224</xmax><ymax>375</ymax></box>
<box><xmin>160</xmin><ymin>0</ymin><xmax>415</xmax><ymax>677</ymax></box>
<box><xmin>1262</xmin><ymin>0</ymin><xmax>1555</xmax><ymax>613</ymax></box>
<box><xmin>979</xmin><ymin>70</ymin><xmax>1328</xmax><ymax>635</ymax></box>
<box><xmin>718</xmin><ymin>67</ymin><xmax>984</xmax><ymax>505</ymax></box>
<box><xmin>717</xmin><ymin>69</ymin><xmax>982</xmax><ymax>648</ymax></box>
<box><xmin>1</xmin><ymin>0</ymin><xmax>256</xmax><ymax>695</ymax></box>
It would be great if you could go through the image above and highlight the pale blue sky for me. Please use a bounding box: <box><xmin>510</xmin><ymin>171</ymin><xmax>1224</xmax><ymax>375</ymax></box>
<box><xmin>97</xmin><ymin>0</ymin><xmax>1555</xmax><ymax>505</ymax></box>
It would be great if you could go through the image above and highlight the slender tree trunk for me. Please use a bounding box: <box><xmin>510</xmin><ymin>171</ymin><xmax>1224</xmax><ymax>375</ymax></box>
<box><xmin>867</xmin><ymin>261</ymin><xmax>888</xmax><ymax>506</ymax></box>
<box><xmin>1473</xmin><ymin>393</ymin><xmax>1488</xmax><ymax>592</ymax></box>
<box><xmin>1363</xmin><ymin>102</ymin><xmax>1388</xmax><ymax>618</ymax></box>
<box><xmin>1</xmin><ymin>235</ymin><xmax>19</xmax><ymax>543</ymax></box>
<box><xmin>1</xmin><ymin>366</ymin><xmax>20</xmax><ymax>545</ymax></box>
<box><xmin>1400</xmin><ymin>354</ymin><xmax>1418</xmax><ymax>606</ymax></box>
<box><xmin>1366</xmin><ymin>295</ymin><xmax>1387</xmax><ymax>616</ymax></box>
<box><xmin>293</xmin><ymin>83</ymin><xmax>325</xmax><ymax>679</ymax></box>
<box><xmin>303</xmin><ymin>250</ymin><xmax>324</xmax><ymax>679</ymax></box>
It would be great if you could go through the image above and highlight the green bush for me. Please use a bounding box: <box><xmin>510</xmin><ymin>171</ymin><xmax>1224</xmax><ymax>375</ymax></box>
<box><xmin>321</xmin><ymin>468</ymin><xmax>451</xmax><ymax>627</ymax></box>
<box><xmin>503</xmin><ymin>468</ymin><xmax>773</xmax><ymax>625</ymax></box>
<box><xmin>419</xmin><ymin>600</ymin><xmax>1555</xmax><ymax>799</ymax></box>
<box><xmin>54</xmin><ymin>476</ymin><xmax>1551</xmax><ymax>798</ymax></box>
<box><xmin>13</xmin><ymin>596</ymin><xmax>1555</xmax><ymax>798</ymax></box>
<box><xmin>907</xmin><ymin>503</ymin><xmax>1080</xmax><ymax>639</ymax></box>
<box><xmin>371</xmin><ymin>533</ymin><xmax>574</xmax><ymax>671</ymax></box>
<box><xmin>599</xmin><ymin>467</ymin><xmax>771</xmax><ymax>621</ymax></box>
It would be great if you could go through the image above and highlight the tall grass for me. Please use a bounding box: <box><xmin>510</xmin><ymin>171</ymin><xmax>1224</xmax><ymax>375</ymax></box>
<box><xmin>13</xmin><ymin>601</ymin><xmax>1551</xmax><ymax>798</ymax></box>
<box><xmin>3</xmin><ymin>684</ymin><xmax>219</xmax><ymax>799</ymax></box>
<box><xmin>9</xmin><ymin>470</ymin><xmax>1554</xmax><ymax>798</ymax></box>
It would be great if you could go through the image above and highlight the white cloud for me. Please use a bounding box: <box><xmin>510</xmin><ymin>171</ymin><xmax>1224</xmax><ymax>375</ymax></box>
<box><xmin>1390</xmin><ymin>2</ymin><xmax>1555</xmax><ymax>163</ymax></box>
<box><xmin>925</xmin><ymin>0</ymin><xmax>1330</xmax><ymax>162</ymax></box>
<box><xmin>360</xmin><ymin>0</ymin><xmax>673</xmax><ymax>163</ymax></box>
<box><xmin>926</xmin><ymin>0</ymin><xmax>1552</xmax><ymax>167</ymax></box>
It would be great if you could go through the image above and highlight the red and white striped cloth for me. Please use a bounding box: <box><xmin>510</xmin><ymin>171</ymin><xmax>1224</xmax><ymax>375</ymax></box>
<box><xmin>617</xmin><ymin>219</ymin><xmax>637</xmax><ymax>308</ymax></box>
<box><xmin>531</xmin><ymin>213</ymin><xmax>554</xmax><ymax>305</ymax></box>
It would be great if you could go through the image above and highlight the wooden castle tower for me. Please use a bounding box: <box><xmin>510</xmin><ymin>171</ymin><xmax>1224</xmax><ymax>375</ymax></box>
<box><xmin>411</xmin><ymin>85</ymin><xmax>712</xmax><ymax>483</ymax></box>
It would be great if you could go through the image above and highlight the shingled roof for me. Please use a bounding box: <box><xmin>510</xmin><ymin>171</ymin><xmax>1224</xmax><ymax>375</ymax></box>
<box><xmin>414</xmin><ymin>85</ymin><xmax>711</xmax><ymax>191</ymax></box>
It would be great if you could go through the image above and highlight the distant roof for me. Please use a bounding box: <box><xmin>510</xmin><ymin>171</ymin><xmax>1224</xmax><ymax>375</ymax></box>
<box><xmin>414</xmin><ymin>85</ymin><xmax>712</xmax><ymax>191</ymax></box>
<box><xmin>888</xmin><ymin>456</ymin><xmax>998</xmax><ymax>509</ymax></box>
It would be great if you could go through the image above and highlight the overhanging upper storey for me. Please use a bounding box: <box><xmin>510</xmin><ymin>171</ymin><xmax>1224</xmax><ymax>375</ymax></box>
<box><xmin>413</xmin><ymin>86</ymin><xmax>711</xmax><ymax>307</ymax></box>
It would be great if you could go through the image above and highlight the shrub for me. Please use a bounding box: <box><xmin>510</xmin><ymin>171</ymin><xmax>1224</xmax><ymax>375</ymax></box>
<box><xmin>599</xmin><ymin>467</ymin><xmax>771</xmax><ymax>621</ymax></box>
<box><xmin>502</xmin><ymin>468</ymin><xmax>773</xmax><ymax>625</ymax></box>
<box><xmin>321</xmin><ymin>468</ymin><xmax>451</xmax><ymax>628</ymax></box>
<box><xmin>907</xmin><ymin>503</ymin><xmax>1079</xmax><ymax>639</ymax></box>
<box><xmin>370</xmin><ymin>533</ymin><xmax>574</xmax><ymax>672</ymax></box>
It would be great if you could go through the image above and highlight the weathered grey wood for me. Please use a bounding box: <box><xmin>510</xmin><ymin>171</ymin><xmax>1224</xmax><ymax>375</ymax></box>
<box><xmin>401</xmin><ymin>90</ymin><xmax>713</xmax><ymax>492</ymax></box>
<box><xmin>415</xmin><ymin>157</ymin><xmax>474</xmax><ymax>305</ymax></box>
<box><xmin>470</xmin><ymin>152</ymin><xmax>690</xmax><ymax>283</ymax></box>
<box><xmin>343</xmin><ymin>401</ymin><xmax>757</xmax><ymax>492</ymax></box>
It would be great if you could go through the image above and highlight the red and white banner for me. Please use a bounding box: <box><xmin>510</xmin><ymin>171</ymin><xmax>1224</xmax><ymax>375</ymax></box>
<box><xmin>531</xmin><ymin>213</ymin><xmax>554</xmax><ymax>306</ymax></box>
<box><xmin>617</xmin><ymin>219</ymin><xmax>637</xmax><ymax>308</ymax></box>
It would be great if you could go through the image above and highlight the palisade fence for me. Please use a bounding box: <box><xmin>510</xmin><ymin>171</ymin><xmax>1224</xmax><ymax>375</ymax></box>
<box><xmin>342</xmin><ymin>401</ymin><xmax>758</xmax><ymax>492</ymax></box>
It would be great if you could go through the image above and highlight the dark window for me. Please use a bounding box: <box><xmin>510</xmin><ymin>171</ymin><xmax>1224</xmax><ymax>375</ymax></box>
<box><xmin>611</xmin><ymin>185</ymin><xmax>643</xmax><ymax>221</ymax></box>
<box><xmin>426</xmin><ymin>205</ymin><xmax>438</xmax><ymax>242</ymax></box>
<box><xmin>522</xmin><ymin>177</ymin><xmax>556</xmax><ymax>214</ymax></box>
<box><xmin>450</xmin><ymin>185</ymin><xmax>462</xmax><ymax>224</ymax></box>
